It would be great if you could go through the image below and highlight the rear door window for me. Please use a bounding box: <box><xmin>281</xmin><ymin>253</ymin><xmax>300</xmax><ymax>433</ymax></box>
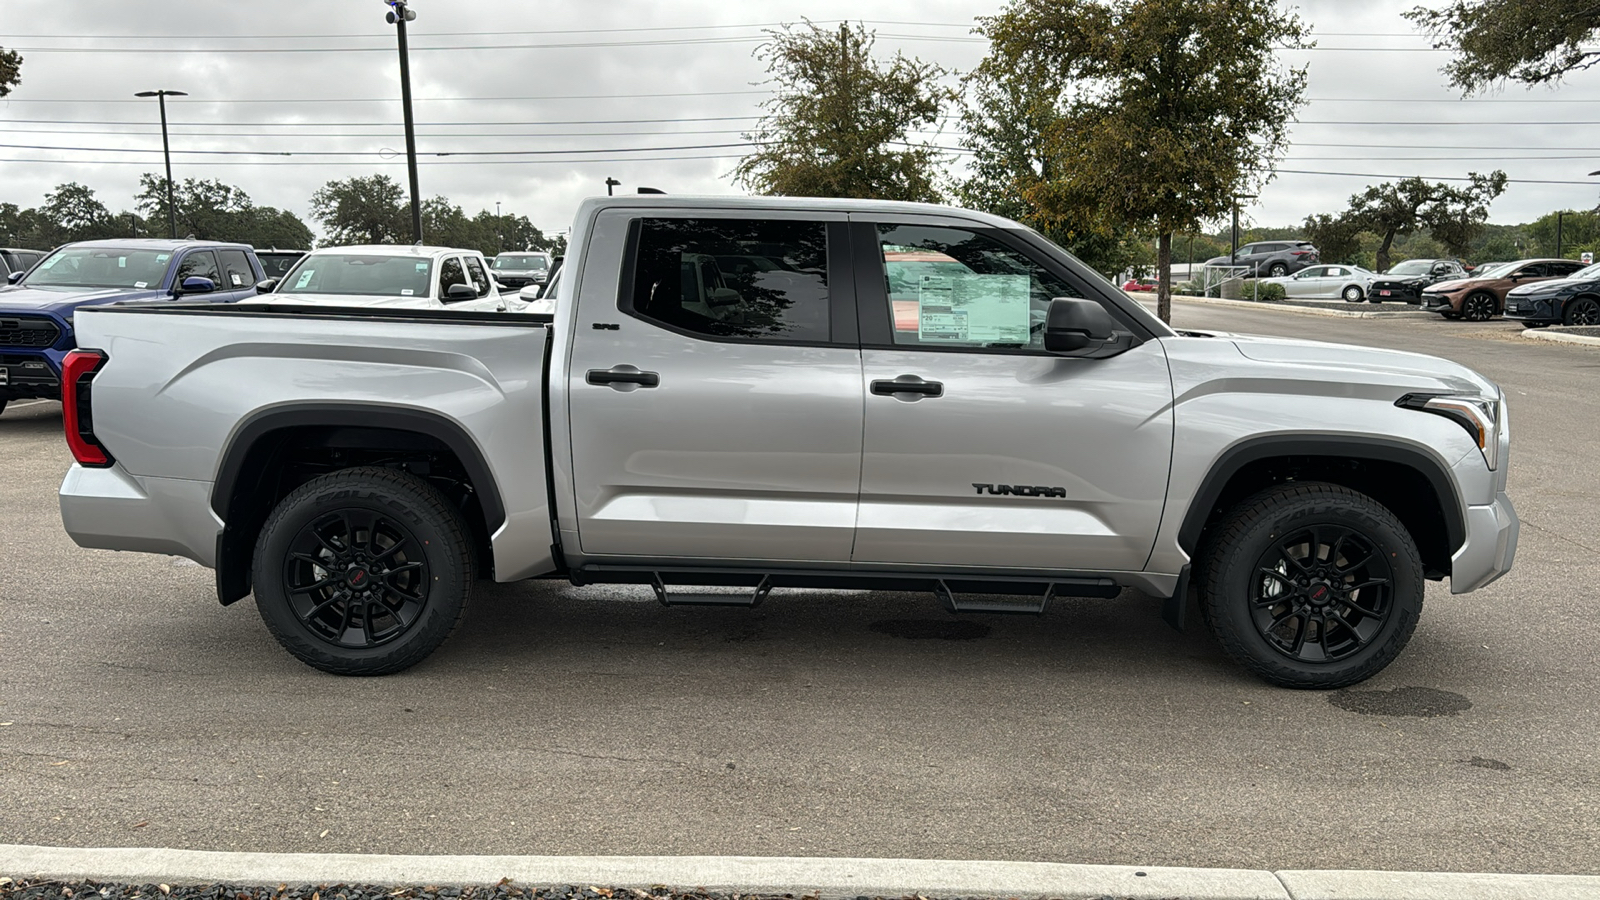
<box><xmin>217</xmin><ymin>249</ymin><xmax>255</xmax><ymax>289</ymax></box>
<box><xmin>625</xmin><ymin>217</ymin><xmax>831</xmax><ymax>343</ymax></box>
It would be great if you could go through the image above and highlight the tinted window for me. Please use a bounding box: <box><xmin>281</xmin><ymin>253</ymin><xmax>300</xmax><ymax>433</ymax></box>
<box><xmin>217</xmin><ymin>249</ymin><xmax>255</xmax><ymax>289</ymax></box>
<box><xmin>258</xmin><ymin>253</ymin><xmax>303</xmax><ymax>279</ymax></box>
<box><xmin>1550</xmin><ymin>261</ymin><xmax>1585</xmax><ymax>276</ymax></box>
<box><xmin>464</xmin><ymin>256</ymin><xmax>492</xmax><ymax>297</ymax></box>
<box><xmin>628</xmin><ymin>218</ymin><xmax>829</xmax><ymax>342</ymax></box>
<box><xmin>877</xmin><ymin>223</ymin><xmax>1081</xmax><ymax>351</ymax></box>
<box><xmin>176</xmin><ymin>251</ymin><xmax>220</xmax><ymax>284</ymax></box>
<box><xmin>439</xmin><ymin>256</ymin><xmax>467</xmax><ymax>295</ymax></box>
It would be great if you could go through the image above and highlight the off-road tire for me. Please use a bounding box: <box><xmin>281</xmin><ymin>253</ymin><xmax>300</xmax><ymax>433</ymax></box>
<box><xmin>1462</xmin><ymin>292</ymin><xmax>1497</xmax><ymax>321</ymax></box>
<box><xmin>1194</xmin><ymin>482</ymin><xmax>1423</xmax><ymax>689</ymax></box>
<box><xmin>1565</xmin><ymin>296</ymin><xmax>1600</xmax><ymax>326</ymax></box>
<box><xmin>1342</xmin><ymin>285</ymin><xmax>1364</xmax><ymax>303</ymax></box>
<box><xmin>252</xmin><ymin>466</ymin><xmax>473</xmax><ymax>675</ymax></box>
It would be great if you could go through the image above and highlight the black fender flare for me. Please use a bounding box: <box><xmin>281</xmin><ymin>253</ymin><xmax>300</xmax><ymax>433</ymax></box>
<box><xmin>211</xmin><ymin>403</ymin><xmax>505</xmax><ymax>604</ymax></box>
<box><xmin>1177</xmin><ymin>435</ymin><xmax>1467</xmax><ymax>557</ymax></box>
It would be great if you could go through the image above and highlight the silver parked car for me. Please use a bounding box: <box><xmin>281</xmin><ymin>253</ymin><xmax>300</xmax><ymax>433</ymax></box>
<box><xmin>1263</xmin><ymin>264</ymin><xmax>1378</xmax><ymax>302</ymax></box>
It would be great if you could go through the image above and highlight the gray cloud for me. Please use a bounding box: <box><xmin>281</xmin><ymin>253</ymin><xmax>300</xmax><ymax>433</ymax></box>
<box><xmin>2</xmin><ymin>0</ymin><xmax>1595</xmax><ymax>244</ymax></box>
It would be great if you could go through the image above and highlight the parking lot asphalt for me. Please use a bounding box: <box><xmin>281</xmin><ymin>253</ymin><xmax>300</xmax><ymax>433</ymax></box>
<box><xmin>2</xmin><ymin>304</ymin><xmax>1597</xmax><ymax>876</ymax></box>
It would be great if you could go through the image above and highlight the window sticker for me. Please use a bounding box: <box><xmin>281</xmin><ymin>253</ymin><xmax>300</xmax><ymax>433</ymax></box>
<box><xmin>134</xmin><ymin>281</ymin><xmax>148</xmax><ymax>289</ymax></box>
<box><xmin>40</xmin><ymin>256</ymin><xmax>60</xmax><ymax>270</ymax></box>
<box><xmin>118</xmin><ymin>257</ymin><xmax>127</xmax><ymax>268</ymax></box>
<box><xmin>294</xmin><ymin>270</ymin><xmax>315</xmax><ymax>290</ymax></box>
<box><xmin>231</xmin><ymin>273</ymin><xmax>245</xmax><ymax>286</ymax></box>
<box><xmin>156</xmin><ymin>254</ymin><xmax>170</xmax><ymax>263</ymax></box>
<box><xmin>416</xmin><ymin>262</ymin><xmax>428</xmax><ymax>271</ymax></box>
<box><xmin>401</xmin><ymin>289</ymin><xmax>414</xmax><ymax>295</ymax></box>
<box><xmin>916</xmin><ymin>273</ymin><xmax>1030</xmax><ymax>344</ymax></box>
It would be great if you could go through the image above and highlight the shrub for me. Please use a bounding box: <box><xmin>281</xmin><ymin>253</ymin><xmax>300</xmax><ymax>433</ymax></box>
<box><xmin>1240</xmin><ymin>279</ymin><xmax>1286</xmax><ymax>302</ymax></box>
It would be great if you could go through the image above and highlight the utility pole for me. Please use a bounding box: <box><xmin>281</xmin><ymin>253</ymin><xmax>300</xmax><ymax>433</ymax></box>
<box><xmin>134</xmin><ymin>89</ymin><xmax>187</xmax><ymax>239</ymax></box>
<box><xmin>385</xmin><ymin>0</ymin><xmax>423</xmax><ymax>244</ymax></box>
<box><xmin>1557</xmin><ymin>210</ymin><xmax>1565</xmax><ymax>258</ymax></box>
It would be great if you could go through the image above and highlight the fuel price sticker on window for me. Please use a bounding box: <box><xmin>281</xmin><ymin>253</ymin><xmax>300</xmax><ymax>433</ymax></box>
<box><xmin>917</xmin><ymin>273</ymin><xmax>1030</xmax><ymax>344</ymax></box>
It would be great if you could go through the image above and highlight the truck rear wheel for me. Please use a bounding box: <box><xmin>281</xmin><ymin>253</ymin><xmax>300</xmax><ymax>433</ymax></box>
<box><xmin>251</xmin><ymin>466</ymin><xmax>472</xmax><ymax>675</ymax></box>
<box><xmin>1194</xmin><ymin>482</ymin><xmax>1423</xmax><ymax>689</ymax></box>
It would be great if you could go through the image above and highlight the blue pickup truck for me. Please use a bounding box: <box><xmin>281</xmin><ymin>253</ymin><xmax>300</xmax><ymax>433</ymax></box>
<box><xmin>0</xmin><ymin>238</ymin><xmax>265</xmax><ymax>414</ymax></box>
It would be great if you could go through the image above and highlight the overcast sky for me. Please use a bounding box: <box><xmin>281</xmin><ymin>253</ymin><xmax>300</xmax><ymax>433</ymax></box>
<box><xmin>3</xmin><ymin>0</ymin><xmax>1598</xmax><ymax>243</ymax></box>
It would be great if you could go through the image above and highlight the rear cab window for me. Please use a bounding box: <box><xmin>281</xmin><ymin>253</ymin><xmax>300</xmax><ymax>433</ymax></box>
<box><xmin>624</xmin><ymin>217</ymin><xmax>831</xmax><ymax>343</ymax></box>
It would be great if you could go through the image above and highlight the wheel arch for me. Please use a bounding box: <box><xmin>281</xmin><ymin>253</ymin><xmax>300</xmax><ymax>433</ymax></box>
<box><xmin>1179</xmin><ymin>436</ymin><xmax>1466</xmax><ymax>580</ymax></box>
<box><xmin>211</xmin><ymin>404</ymin><xmax>505</xmax><ymax>605</ymax></box>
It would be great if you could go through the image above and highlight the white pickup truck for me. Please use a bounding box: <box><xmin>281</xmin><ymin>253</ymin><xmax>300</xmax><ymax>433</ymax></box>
<box><xmin>57</xmin><ymin>196</ymin><xmax>1517</xmax><ymax>688</ymax></box>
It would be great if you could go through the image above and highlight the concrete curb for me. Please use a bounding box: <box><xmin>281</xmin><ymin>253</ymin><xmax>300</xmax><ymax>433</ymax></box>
<box><xmin>5</xmin><ymin>845</ymin><xmax>1600</xmax><ymax>900</ymax></box>
<box><xmin>1133</xmin><ymin>293</ymin><xmax>1433</xmax><ymax>319</ymax></box>
<box><xmin>1520</xmin><ymin>328</ymin><xmax>1600</xmax><ymax>347</ymax></box>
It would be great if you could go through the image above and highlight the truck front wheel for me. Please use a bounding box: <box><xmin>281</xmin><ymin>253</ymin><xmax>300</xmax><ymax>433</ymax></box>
<box><xmin>251</xmin><ymin>467</ymin><xmax>473</xmax><ymax>675</ymax></box>
<box><xmin>1195</xmin><ymin>482</ymin><xmax>1423</xmax><ymax>689</ymax></box>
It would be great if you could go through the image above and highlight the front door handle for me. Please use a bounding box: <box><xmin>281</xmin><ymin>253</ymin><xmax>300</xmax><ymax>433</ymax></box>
<box><xmin>871</xmin><ymin>376</ymin><xmax>943</xmax><ymax>399</ymax></box>
<box><xmin>587</xmin><ymin>367</ymin><xmax>660</xmax><ymax>388</ymax></box>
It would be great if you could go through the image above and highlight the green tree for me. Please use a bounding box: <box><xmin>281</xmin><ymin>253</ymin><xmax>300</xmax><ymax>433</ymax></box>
<box><xmin>310</xmin><ymin>175</ymin><xmax>408</xmax><ymax>246</ymax></box>
<box><xmin>136</xmin><ymin>175</ymin><xmax>313</xmax><ymax>247</ymax></box>
<box><xmin>1527</xmin><ymin>209</ymin><xmax>1600</xmax><ymax>258</ymax></box>
<box><xmin>979</xmin><ymin>0</ymin><xmax>1310</xmax><ymax>322</ymax></box>
<box><xmin>1406</xmin><ymin>1</ymin><xmax>1600</xmax><ymax>92</ymax></box>
<box><xmin>733</xmin><ymin>21</ymin><xmax>956</xmax><ymax>202</ymax></box>
<box><xmin>36</xmin><ymin>183</ymin><xmax>119</xmax><ymax>244</ymax></box>
<box><xmin>1302</xmin><ymin>213</ymin><xmax>1366</xmax><ymax>264</ymax></box>
<box><xmin>0</xmin><ymin>46</ymin><xmax>20</xmax><ymax>98</ymax></box>
<box><xmin>956</xmin><ymin>32</ymin><xmax>1147</xmax><ymax>277</ymax></box>
<box><xmin>1346</xmin><ymin>173</ymin><xmax>1507</xmax><ymax>272</ymax></box>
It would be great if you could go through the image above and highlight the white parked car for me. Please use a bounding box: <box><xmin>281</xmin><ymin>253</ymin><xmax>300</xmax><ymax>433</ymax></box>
<box><xmin>1263</xmin><ymin>264</ymin><xmax>1379</xmax><ymax>302</ymax></box>
<box><xmin>267</xmin><ymin>245</ymin><xmax>511</xmax><ymax>312</ymax></box>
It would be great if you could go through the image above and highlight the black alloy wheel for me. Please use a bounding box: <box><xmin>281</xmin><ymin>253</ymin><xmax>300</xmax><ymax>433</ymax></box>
<box><xmin>1342</xmin><ymin>285</ymin><xmax>1364</xmax><ymax>302</ymax></box>
<box><xmin>1196</xmin><ymin>482</ymin><xmax>1423</xmax><ymax>689</ymax></box>
<box><xmin>1249</xmin><ymin>524</ymin><xmax>1394</xmax><ymax>665</ymax></box>
<box><xmin>1566</xmin><ymin>296</ymin><xmax>1600</xmax><ymax>326</ymax></box>
<box><xmin>253</xmin><ymin>466</ymin><xmax>473</xmax><ymax>675</ymax></box>
<box><xmin>282</xmin><ymin>509</ymin><xmax>430</xmax><ymax>650</ymax></box>
<box><xmin>1462</xmin><ymin>292</ymin><xmax>1497</xmax><ymax>322</ymax></box>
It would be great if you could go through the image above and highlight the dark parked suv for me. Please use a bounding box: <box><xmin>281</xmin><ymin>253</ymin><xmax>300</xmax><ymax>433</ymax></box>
<box><xmin>1504</xmin><ymin>262</ymin><xmax>1600</xmax><ymax>326</ymax></box>
<box><xmin>1203</xmin><ymin>241</ymin><xmax>1319</xmax><ymax>277</ymax></box>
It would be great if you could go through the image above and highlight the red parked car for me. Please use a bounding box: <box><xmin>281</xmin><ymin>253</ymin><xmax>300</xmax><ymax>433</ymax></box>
<box><xmin>1122</xmin><ymin>277</ymin><xmax>1159</xmax><ymax>292</ymax></box>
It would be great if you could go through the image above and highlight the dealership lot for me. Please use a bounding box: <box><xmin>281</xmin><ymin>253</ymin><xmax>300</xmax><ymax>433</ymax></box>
<box><xmin>1</xmin><ymin>302</ymin><xmax>1597</xmax><ymax>875</ymax></box>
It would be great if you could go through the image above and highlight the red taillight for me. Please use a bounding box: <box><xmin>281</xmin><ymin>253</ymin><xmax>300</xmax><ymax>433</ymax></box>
<box><xmin>62</xmin><ymin>349</ymin><xmax>113</xmax><ymax>467</ymax></box>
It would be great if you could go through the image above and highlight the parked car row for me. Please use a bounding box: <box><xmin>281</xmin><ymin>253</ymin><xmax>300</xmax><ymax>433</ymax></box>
<box><xmin>0</xmin><ymin>238</ymin><xmax>558</xmax><ymax>416</ymax></box>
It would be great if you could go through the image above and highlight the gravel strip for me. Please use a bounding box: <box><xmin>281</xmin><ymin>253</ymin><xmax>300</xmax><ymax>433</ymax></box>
<box><xmin>0</xmin><ymin>881</ymin><xmax>1102</xmax><ymax>900</ymax></box>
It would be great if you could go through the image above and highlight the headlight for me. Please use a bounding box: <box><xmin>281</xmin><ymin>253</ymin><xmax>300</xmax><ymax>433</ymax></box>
<box><xmin>1398</xmin><ymin>392</ymin><xmax>1503</xmax><ymax>470</ymax></box>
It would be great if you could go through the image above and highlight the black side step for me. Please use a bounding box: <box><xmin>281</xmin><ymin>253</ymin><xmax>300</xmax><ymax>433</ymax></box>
<box><xmin>934</xmin><ymin>579</ymin><xmax>1063</xmax><ymax>616</ymax></box>
<box><xmin>651</xmin><ymin>574</ymin><xmax>772</xmax><ymax>608</ymax></box>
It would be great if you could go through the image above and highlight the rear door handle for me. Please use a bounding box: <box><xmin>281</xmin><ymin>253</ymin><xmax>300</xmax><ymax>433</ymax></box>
<box><xmin>871</xmin><ymin>377</ymin><xmax>943</xmax><ymax>398</ymax></box>
<box><xmin>587</xmin><ymin>367</ymin><xmax>660</xmax><ymax>388</ymax></box>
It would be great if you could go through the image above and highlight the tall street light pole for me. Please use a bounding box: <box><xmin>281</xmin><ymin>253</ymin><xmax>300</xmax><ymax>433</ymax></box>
<box><xmin>385</xmin><ymin>0</ymin><xmax>423</xmax><ymax>244</ymax></box>
<box><xmin>134</xmin><ymin>89</ymin><xmax>187</xmax><ymax>239</ymax></box>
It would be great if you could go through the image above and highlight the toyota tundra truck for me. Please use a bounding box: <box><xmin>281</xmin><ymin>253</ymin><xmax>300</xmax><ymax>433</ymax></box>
<box><xmin>55</xmin><ymin>196</ymin><xmax>1518</xmax><ymax>688</ymax></box>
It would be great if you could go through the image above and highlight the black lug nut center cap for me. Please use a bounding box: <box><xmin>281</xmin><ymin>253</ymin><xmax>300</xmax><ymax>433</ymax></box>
<box><xmin>1308</xmin><ymin>582</ymin><xmax>1334</xmax><ymax>607</ymax></box>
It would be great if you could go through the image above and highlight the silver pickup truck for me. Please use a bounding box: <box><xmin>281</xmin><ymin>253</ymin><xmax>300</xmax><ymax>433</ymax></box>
<box><xmin>56</xmin><ymin>196</ymin><xmax>1518</xmax><ymax>688</ymax></box>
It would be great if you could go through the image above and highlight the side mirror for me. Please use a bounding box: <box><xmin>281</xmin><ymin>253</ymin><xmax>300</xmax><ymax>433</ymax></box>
<box><xmin>444</xmin><ymin>283</ymin><xmax>479</xmax><ymax>303</ymax></box>
<box><xmin>176</xmin><ymin>276</ymin><xmax>215</xmax><ymax>297</ymax></box>
<box><xmin>1043</xmin><ymin>297</ymin><xmax>1133</xmax><ymax>358</ymax></box>
<box><xmin>6</xmin><ymin>271</ymin><xmax>24</xmax><ymax>285</ymax></box>
<box><xmin>254</xmin><ymin>278</ymin><xmax>280</xmax><ymax>293</ymax></box>
<box><xmin>518</xmin><ymin>285</ymin><xmax>542</xmax><ymax>302</ymax></box>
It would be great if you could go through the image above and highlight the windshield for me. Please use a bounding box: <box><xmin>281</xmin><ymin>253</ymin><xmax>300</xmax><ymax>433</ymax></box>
<box><xmin>492</xmin><ymin>254</ymin><xmax>548</xmax><ymax>271</ymax></box>
<box><xmin>1387</xmin><ymin>260</ymin><xmax>1433</xmax><ymax>276</ymax></box>
<box><xmin>279</xmin><ymin>254</ymin><xmax>433</xmax><ymax>297</ymax></box>
<box><xmin>1470</xmin><ymin>263</ymin><xmax>1510</xmax><ymax>278</ymax></box>
<box><xmin>1568</xmin><ymin>263</ymin><xmax>1600</xmax><ymax>281</ymax></box>
<box><xmin>23</xmin><ymin>247</ymin><xmax>172</xmax><ymax>289</ymax></box>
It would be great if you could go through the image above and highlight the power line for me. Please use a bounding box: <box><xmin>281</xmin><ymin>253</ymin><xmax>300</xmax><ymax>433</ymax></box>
<box><xmin>1275</xmin><ymin>169</ymin><xmax>1599</xmax><ymax>185</ymax></box>
<box><xmin>0</xmin><ymin>116</ymin><xmax>764</xmax><ymax>126</ymax></box>
<box><xmin>0</xmin><ymin>155</ymin><xmax>746</xmax><ymax>167</ymax></box>
<box><xmin>0</xmin><ymin>91</ymin><xmax>770</xmax><ymax>103</ymax></box>
<box><xmin>0</xmin><ymin>140</ymin><xmax>756</xmax><ymax>157</ymax></box>
<box><xmin>0</xmin><ymin>20</ymin><xmax>982</xmax><ymax>40</ymax></box>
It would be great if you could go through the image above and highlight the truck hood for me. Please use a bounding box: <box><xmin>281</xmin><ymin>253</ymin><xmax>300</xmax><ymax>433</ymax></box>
<box><xmin>1224</xmin><ymin>332</ymin><xmax>1495</xmax><ymax>396</ymax></box>
<box><xmin>0</xmin><ymin>285</ymin><xmax>166</xmax><ymax>315</ymax></box>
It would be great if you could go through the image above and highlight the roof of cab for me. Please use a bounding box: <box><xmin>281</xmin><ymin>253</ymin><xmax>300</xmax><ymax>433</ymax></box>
<box><xmin>60</xmin><ymin>238</ymin><xmax>256</xmax><ymax>252</ymax></box>
<box><xmin>307</xmin><ymin>244</ymin><xmax>483</xmax><ymax>258</ymax></box>
<box><xmin>572</xmin><ymin>194</ymin><xmax>1028</xmax><ymax>230</ymax></box>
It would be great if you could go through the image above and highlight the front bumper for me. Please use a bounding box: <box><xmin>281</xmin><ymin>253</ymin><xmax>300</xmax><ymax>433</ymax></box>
<box><xmin>59</xmin><ymin>463</ymin><xmax>221</xmax><ymax>566</ymax></box>
<box><xmin>1420</xmin><ymin>292</ymin><xmax>1460</xmax><ymax>313</ymax></box>
<box><xmin>1450</xmin><ymin>490</ymin><xmax>1518</xmax><ymax>594</ymax></box>
<box><xmin>0</xmin><ymin>348</ymin><xmax>64</xmax><ymax>400</ymax></box>
<box><xmin>1503</xmin><ymin>295</ymin><xmax>1561</xmax><ymax>324</ymax></box>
